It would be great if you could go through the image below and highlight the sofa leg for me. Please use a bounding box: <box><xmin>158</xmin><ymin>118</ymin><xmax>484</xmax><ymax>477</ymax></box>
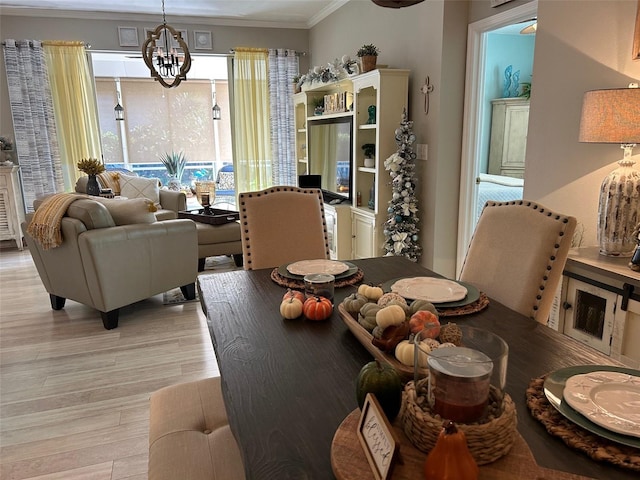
<box><xmin>101</xmin><ymin>310</ymin><xmax>119</xmax><ymax>330</ymax></box>
<box><xmin>50</xmin><ymin>294</ymin><xmax>66</xmax><ymax>310</ymax></box>
<box><xmin>233</xmin><ymin>254</ymin><xmax>243</xmax><ymax>267</ymax></box>
<box><xmin>180</xmin><ymin>283</ymin><xmax>196</xmax><ymax>300</ymax></box>
<box><xmin>198</xmin><ymin>258</ymin><xmax>206</xmax><ymax>272</ymax></box>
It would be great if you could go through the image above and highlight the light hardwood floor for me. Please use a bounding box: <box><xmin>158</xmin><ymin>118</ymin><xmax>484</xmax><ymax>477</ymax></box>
<box><xmin>0</xmin><ymin>247</ymin><xmax>231</xmax><ymax>480</ymax></box>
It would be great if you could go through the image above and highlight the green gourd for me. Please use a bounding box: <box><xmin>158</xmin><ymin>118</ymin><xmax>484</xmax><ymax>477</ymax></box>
<box><xmin>355</xmin><ymin>360</ymin><xmax>403</xmax><ymax>421</ymax></box>
<box><xmin>409</xmin><ymin>299</ymin><xmax>438</xmax><ymax>316</ymax></box>
<box><xmin>358</xmin><ymin>302</ymin><xmax>381</xmax><ymax>331</ymax></box>
<box><xmin>342</xmin><ymin>293</ymin><xmax>369</xmax><ymax>317</ymax></box>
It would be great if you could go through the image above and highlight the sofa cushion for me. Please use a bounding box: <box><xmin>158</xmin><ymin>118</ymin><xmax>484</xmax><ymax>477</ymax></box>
<box><xmin>66</xmin><ymin>199</ymin><xmax>116</xmax><ymax>229</ymax></box>
<box><xmin>119</xmin><ymin>173</ymin><xmax>160</xmax><ymax>207</ymax></box>
<box><xmin>92</xmin><ymin>197</ymin><xmax>158</xmax><ymax>225</ymax></box>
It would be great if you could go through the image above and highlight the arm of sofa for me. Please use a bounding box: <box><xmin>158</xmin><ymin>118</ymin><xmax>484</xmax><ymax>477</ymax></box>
<box><xmin>159</xmin><ymin>190</ymin><xmax>187</xmax><ymax>213</ymax></box>
<box><xmin>77</xmin><ymin>219</ymin><xmax>198</xmax><ymax>313</ymax></box>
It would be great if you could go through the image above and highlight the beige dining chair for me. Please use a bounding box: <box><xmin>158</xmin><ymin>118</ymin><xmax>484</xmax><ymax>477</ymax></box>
<box><xmin>459</xmin><ymin>200</ymin><xmax>577</xmax><ymax>324</ymax></box>
<box><xmin>238</xmin><ymin>186</ymin><xmax>330</xmax><ymax>270</ymax></box>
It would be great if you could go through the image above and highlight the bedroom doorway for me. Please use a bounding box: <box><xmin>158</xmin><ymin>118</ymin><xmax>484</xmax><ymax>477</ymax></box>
<box><xmin>456</xmin><ymin>1</ymin><xmax>538</xmax><ymax>275</ymax></box>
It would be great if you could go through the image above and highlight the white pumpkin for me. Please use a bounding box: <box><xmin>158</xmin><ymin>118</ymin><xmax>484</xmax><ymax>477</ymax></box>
<box><xmin>375</xmin><ymin>304</ymin><xmax>406</xmax><ymax>329</ymax></box>
<box><xmin>394</xmin><ymin>339</ymin><xmax>431</xmax><ymax>367</ymax></box>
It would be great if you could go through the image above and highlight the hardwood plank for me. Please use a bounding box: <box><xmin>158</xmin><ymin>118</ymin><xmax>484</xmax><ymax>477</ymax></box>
<box><xmin>0</xmin><ymin>248</ymin><xmax>229</xmax><ymax>480</ymax></box>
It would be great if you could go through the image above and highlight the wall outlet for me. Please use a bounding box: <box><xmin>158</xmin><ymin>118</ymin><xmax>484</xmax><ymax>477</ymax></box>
<box><xmin>416</xmin><ymin>143</ymin><xmax>428</xmax><ymax>160</ymax></box>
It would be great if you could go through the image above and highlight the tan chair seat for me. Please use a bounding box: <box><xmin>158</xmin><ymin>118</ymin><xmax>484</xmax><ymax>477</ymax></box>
<box><xmin>149</xmin><ymin>377</ymin><xmax>246</xmax><ymax>480</ymax></box>
<box><xmin>196</xmin><ymin>221</ymin><xmax>241</xmax><ymax>244</ymax></box>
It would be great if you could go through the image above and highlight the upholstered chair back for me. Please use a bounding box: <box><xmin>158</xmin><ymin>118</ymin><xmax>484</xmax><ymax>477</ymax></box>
<box><xmin>459</xmin><ymin>200</ymin><xmax>577</xmax><ymax>324</ymax></box>
<box><xmin>239</xmin><ymin>186</ymin><xmax>330</xmax><ymax>270</ymax></box>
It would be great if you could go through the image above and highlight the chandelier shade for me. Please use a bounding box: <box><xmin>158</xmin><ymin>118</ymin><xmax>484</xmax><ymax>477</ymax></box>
<box><xmin>142</xmin><ymin>1</ymin><xmax>191</xmax><ymax>88</ymax></box>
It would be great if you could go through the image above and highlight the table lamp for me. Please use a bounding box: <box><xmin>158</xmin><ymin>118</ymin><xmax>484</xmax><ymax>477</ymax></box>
<box><xmin>579</xmin><ymin>87</ymin><xmax>640</xmax><ymax>257</ymax></box>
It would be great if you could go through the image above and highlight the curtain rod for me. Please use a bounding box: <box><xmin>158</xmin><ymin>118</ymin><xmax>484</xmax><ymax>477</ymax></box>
<box><xmin>229</xmin><ymin>48</ymin><xmax>306</xmax><ymax>56</ymax></box>
<box><xmin>2</xmin><ymin>40</ymin><xmax>91</xmax><ymax>47</ymax></box>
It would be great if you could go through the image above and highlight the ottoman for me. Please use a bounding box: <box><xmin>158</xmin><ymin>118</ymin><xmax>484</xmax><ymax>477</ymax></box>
<box><xmin>195</xmin><ymin>221</ymin><xmax>243</xmax><ymax>271</ymax></box>
<box><xmin>148</xmin><ymin>377</ymin><xmax>246</xmax><ymax>480</ymax></box>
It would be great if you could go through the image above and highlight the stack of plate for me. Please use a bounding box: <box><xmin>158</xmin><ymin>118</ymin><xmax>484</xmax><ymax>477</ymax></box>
<box><xmin>543</xmin><ymin>365</ymin><xmax>640</xmax><ymax>448</ymax></box>
<box><xmin>382</xmin><ymin>277</ymin><xmax>480</xmax><ymax>309</ymax></box>
<box><xmin>278</xmin><ymin>259</ymin><xmax>359</xmax><ymax>281</ymax></box>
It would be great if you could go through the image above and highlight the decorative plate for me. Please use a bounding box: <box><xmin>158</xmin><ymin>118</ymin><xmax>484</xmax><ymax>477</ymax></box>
<box><xmin>563</xmin><ymin>371</ymin><xmax>640</xmax><ymax>438</ymax></box>
<box><xmin>286</xmin><ymin>259</ymin><xmax>350</xmax><ymax>276</ymax></box>
<box><xmin>543</xmin><ymin>365</ymin><xmax>640</xmax><ymax>448</ymax></box>
<box><xmin>388</xmin><ymin>277</ymin><xmax>468</xmax><ymax>303</ymax></box>
<box><xmin>278</xmin><ymin>262</ymin><xmax>358</xmax><ymax>281</ymax></box>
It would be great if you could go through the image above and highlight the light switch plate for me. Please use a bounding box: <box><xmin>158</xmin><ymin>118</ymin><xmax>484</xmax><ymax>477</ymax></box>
<box><xmin>416</xmin><ymin>143</ymin><xmax>428</xmax><ymax>160</ymax></box>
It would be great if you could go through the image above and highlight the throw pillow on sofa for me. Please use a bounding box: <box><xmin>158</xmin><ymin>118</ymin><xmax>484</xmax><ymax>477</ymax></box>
<box><xmin>119</xmin><ymin>173</ymin><xmax>161</xmax><ymax>207</ymax></box>
<box><xmin>91</xmin><ymin>197</ymin><xmax>158</xmax><ymax>225</ymax></box>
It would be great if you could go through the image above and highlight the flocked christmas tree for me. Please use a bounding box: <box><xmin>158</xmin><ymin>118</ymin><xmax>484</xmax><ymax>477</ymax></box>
<box><xmin>383</xmin><ymin>109</ymin><xmax>421</xmax><ymax>262</ymax></box>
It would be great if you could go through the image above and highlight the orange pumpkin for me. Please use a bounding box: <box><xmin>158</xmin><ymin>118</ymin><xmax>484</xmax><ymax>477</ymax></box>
<box><xmin>283</xmin><ymin>288</ymin><xmax>305</xmax><ymax>304</ymax></box>
<box><xmin>424</xmin><ymin>420</ymin><xmax>478</xmax><ymax>480</ymax></box>
<box><xmin>303</xmin><ymin>296</ymin><xmax>333</xmax><ymax>321</ymax></box>
<box><xmin>409</xmin><ymin>310</ymin><xmax>440</xmax><ymax>336</ymax></box>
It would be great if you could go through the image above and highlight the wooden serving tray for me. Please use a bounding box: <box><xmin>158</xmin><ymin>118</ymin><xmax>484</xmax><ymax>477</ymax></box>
<box><xmin>178</xmin><ymin>208</ymin><xmax>240</xmax><ymax>225</ymax></box>
<box><xmin>338</xmin><ymin>304</ymin><xmax>414</xmax><ymax>382</ymax></box>
<box><xmin>331</xmin><ymin>409</ymin><xmax>592</xmax><ymax>480</ymax></box>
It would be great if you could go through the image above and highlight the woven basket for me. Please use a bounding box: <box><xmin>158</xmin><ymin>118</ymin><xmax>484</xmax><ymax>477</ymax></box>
<box><xmin>400</xmin><ymin>380</ymin><xmax>517</xmax><ymax>465</ymax></box>
<box><xmin>195</xmin><ymin>181</ymin><xmax>216</xmax><ymax>205</ymax></box>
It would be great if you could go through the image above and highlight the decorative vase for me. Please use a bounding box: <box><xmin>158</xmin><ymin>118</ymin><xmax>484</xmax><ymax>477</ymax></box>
<box><xmin>86</xmin><ymin>174</ymin><xmax>100</xmax><ymax>196</ymax></box>
<box><xmin>360</xmin><ymin>55</ymin><xmax>377</xmax><ymax>73</ymax></box>
<box><xmin>167</xmin><ymin>175</ymin><xmax>181</xmax><ymax>191</ymax></box>
<box><xmin>364</xmin><ymin>157</ymin><xmax>375</xmax><ymax>168</ymax></box>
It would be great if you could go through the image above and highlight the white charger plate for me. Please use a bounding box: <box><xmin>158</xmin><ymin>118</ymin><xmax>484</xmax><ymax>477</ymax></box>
<box><xmin>390</xmin><ymin>277</ymin><xmax>468</xmax><ymax>303</ymax></box>
<box><xmin>563</xmin><ymin>371</ymin><xmax>640</xmax><ymax>438</ymax></box>
<box><xmin>286</xmin><ymin>259</ymin><xmax>350</xmax><ymax>276</ymax></box>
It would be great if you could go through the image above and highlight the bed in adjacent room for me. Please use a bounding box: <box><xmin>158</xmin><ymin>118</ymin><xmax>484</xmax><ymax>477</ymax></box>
<box><xmin>476</xmin><ymin>173</ymin><xmax>523</xmax><ymax>221</ymax></box>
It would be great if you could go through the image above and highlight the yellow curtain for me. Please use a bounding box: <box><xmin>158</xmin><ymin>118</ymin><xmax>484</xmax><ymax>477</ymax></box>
<box><xmin>43</xmin><ymin>41</ymin><xmax>102</xmax><ymax>190</ymax></box>
<box><xmin>232</xmin><ymin>48</ymin><xmax>272</xmax><ymax>193</ymax></box>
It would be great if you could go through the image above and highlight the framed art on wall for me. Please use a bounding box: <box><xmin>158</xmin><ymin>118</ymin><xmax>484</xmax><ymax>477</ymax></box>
<box><xmin>634</xmin><ymin>0</ymin><xmax>640</xmax><ymax>60</ymax></box>
<box><xmin>118</xmin><ymin>27</ymin><xmax>139</xmax><ymax>47</ymax></box>
<box><xmin>194</xmin><ymin>31</ymin><xmax>212</xmax><ymax>50</ymax></box>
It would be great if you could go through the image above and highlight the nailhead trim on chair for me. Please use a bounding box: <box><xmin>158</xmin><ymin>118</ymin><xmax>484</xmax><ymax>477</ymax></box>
<box><xmin>238</xmin><ymin>186</ymin><xmax>330</xmax><ymax>270</ymax></box>
<box><xmin>478</xmin><ymin>201</ymin><xmax>574</xmax><ymax>320</ymax></box>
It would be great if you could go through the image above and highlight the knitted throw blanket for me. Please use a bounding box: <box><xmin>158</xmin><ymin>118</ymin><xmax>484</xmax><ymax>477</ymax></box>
<box><xmin>26</xmin><ymin>193</ymin><xmax>82</xmax><ymax>250</ymax></box>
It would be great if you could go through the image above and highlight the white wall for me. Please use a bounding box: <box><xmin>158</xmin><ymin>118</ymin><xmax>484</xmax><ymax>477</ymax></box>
<box><xmin>525</xmin><ymin>0</ymin><xmax>640</xmax><ymax>248</ymax></box>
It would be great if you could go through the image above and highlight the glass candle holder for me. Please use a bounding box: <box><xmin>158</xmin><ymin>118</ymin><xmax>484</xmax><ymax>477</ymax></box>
<box><xmin>303</xmin><ymin>273</ymin><xmax>335</xmax><ymax>303</ymax></box>
<box><xmin>414</xmin><ymin>325</ymin><xmax>508</xmax><ymax>424</ymax></box>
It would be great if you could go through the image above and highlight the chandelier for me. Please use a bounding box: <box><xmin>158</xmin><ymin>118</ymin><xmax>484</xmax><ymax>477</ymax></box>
<box><xmin>142</xmin><ymin>0</ymin><xmax>191</xmax><ymax>88</ymax></box>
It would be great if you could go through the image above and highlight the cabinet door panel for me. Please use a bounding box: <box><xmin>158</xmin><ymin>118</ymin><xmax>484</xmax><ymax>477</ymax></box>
<box><xmin>351</xmin><ymin>212</ymin><xmax>374</xmax><ymax>259</ymax></box>
<box><xmin>613</xmin><ymin>298</ymin><xmax>640</xmax><ymax>368</ymax></box>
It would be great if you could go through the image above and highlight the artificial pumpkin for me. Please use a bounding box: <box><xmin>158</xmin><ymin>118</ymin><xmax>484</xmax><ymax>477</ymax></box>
<box><xmin>375</xmin><ymin>304</ymin><xmax>406</xmax><ymax>329</ymax></box>
<box><xmin>409</xmin><ymin>310</ymin><xmax>440</xmax><ymax>336</ymax></box>
<box><xmin>409</xmin><ymin>298</ymin><xmax>438</xmax><ymax>316</ymax></box>
<box><xmin>303</xmin><ymin>296</ymin><xmax>333</xmax><ymax>321</ymax></box>
<box><xmin>342</xmin><ymin>293</ymin><xmax>369</xmax><ymax>317</ymax></box>
<box><xmin>282</xmin><ymin>288</ymin><xmax>305</xmax><ymax>304</ymax></box>
<box><xmin>356</xmin><ymin>360</ymin><xmax>403</xmax><ymax>421</ymax></box>
<box><xmin>358</xmin><ymin>303</ymin><xmax>381</xmax><ymax>331</ymax></box>
<box><xmin>280</xmin><ymin>297</ymin><xmax>303</xmax><ymax>319</ymax></box>
<box><xmin>377</xmin><ymin>292</ymin><xmax>407</xmax><ymax>308</ymax></box>
<box><xmin>357</xmin><ymin>283</ymin><xmax>384</xmax><ymax>302</ymax></box>
<box><xmin>424</xmin><ymin>421</ymin><xmax>479</xmax><ymax>480</ymax></box>
<box><xmin>372</xmin><ymin>321</ymin><xmax>410</xmax><ymax>352</ymax></box>
<box><xmin>395</xmin><ymin>339</ymin><xmax>431</xmax><ymax>367</ymax></box>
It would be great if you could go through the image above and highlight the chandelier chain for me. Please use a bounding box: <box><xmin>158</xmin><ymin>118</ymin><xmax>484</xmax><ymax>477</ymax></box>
<box><xmin>162</xmin><ymin>0</ymin><xmax>166</xmax><ymax>25</ymax></box>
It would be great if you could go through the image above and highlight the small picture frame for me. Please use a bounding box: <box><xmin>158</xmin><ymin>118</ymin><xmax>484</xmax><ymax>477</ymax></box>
<box><xmin>118</xmin><ymin>27</ymin><xmax>139</xmax><ymax>47</ymax></box>
<box><xmin>194</xmin><ymin>30</ymin><xmax>212</xmax><ymax>50</ymax></box>
<box><xmin>357</xmin><ymin>394</ymin><xmax>400</xmax><ymax>480</ymax></box>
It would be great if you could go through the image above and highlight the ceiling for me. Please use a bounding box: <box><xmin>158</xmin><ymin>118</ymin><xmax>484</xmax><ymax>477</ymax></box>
<box><xmin>0</xmin><ymin>0</ymin><xmax>351</xmax><ymax>28</ymax></box>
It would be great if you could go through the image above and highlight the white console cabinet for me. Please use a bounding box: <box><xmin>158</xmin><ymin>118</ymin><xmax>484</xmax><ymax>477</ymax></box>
<box><xmin>324</xmin><ymin>203</ymin><xmax>351</xmax><ymax>260</ymax></box>
<box><xmin>551</xmin><ymin>247</ymin><xmax>640</xmax><ymax>368</ymax></box>
<box><xmin>0</xmin><ymin>165</ymin><xmax>25</xmax><ymax>250</ymax></box>
<box><xmin>351</xmin><ymin>209</ymin><xmax>376</xmax><ymax>259</ymax></box>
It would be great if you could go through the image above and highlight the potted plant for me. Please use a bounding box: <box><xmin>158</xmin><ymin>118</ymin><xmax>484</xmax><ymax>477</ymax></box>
<box><xmin>357</xmin><ymin>44</ymin><xmax>379</xmax><ymax>73</ymax></box>
<box><xmin>312</xmin><ymin>97</ymin><xmax>324</xmax><ymax>116</ymax></box>
<box><xmin>293</xmin><ymin>75</ymin><xmax>301</xmax><ymax>94</ymax></box>
<box><xmin>160</xmin><ymin>151</ymin><xmax>188</xmax><ymax>191</ymax></box>
<box><xmin>77</xmin><ymin>157</ymin><xmax>105</xmax><ymax>196</ymax></box>
<box><xmin>0</xmin><ymin>136</ymin><xmax>14</xmax><ymax>164</ymax></box>
<box><xmin>362</xmin><ymin>143</ymin><xmax>376</xmax><ymax>167</ymax></box>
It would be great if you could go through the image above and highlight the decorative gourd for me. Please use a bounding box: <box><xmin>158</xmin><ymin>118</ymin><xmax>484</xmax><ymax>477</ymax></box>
<box><xmin>356</xmin><ymin>360</ymin><xmax>403</xmax><ymax>421</ymax></box>
<box><xmin>377</xmin><ymin>292</ymin><xmax>407</xmax><ymax>308</ymax></box>
<box><xmin>409</xmin><ymin>299</ymin><xmax>438</xmax><ymax>316</ymax></box>
<box><xmin>282</xmin><ymin>288</ymin><xmax>305</xmax><ymax>304</ymax></box>
<box><xmin>357</xmin><ymin>283</ymin><xmax>384</xmax><ymax>302</ymax></box>
<box><xmin>424</xmin><ymin>421</ymin><xmax>479</xmax><ymax>480</ymax></box>
<box><xmin>371</xmin><ymin>325</ymin><xmax>385</xmax><ymax>339</ymax></box>
<box><xmin>358</xmin><ymin>303</ymin><xmax>381</xmax><ymax>331</ymax></box>
<box><xmin>375</xmin><ymin>304</ymin><xmax>406</xmax><ymax>329</ymax></box>
<box><xmin>371</xmin><ymin>321</ymin><xmax>410</xmax><ymax>352</ymax></box>
<box><xmin>342</xmin><ymin>293</ymin><xmax>369</xmax><ymax>317</ymax></box>
<box><xmin>386</xmin><ymin>299</ymin><xmax>410</xmax><ymax>315</ymax></box>
<box><xmin>395</xmin><ymin>339</ymin><xmax>431</xmax><ymax>367</ymax></box>
<box><xmin>409</xmin><ymin>310</ymin><xmax>440</xmax><ymax>336</ymax></box>
<box><xmin>303</xmin><ymin>296</ymin><xmax>333</xmax><ymax>321</ymax></box>
<box><xmin>279</xmin><ymin>297</ymin><xmax>303</xmax><ymax>319</ymax></box>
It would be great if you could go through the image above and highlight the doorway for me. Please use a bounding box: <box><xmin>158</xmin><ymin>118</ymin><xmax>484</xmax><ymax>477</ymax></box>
<box><xmin>456</xmin><ymin>1</ymin><xmax>538</xmax><ymax>275</ymax></box>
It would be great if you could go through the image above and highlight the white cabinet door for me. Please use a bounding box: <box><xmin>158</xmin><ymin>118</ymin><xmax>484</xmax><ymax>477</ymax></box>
<box><xmin>351</xmin><ymin>210</ymin><xmax>375</xmax><ymax>259</ymax></box>
<box><xmin>612</xmin><ymin>298</ymin><xmax>640</xmax><ymax>368</ymax></box>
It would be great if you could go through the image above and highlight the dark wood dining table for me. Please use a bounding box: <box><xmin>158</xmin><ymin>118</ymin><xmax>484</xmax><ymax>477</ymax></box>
<box><xmin>198</xmin><ymin>256</ymin><xmax>637</xmax><ymax>480</ymax></box>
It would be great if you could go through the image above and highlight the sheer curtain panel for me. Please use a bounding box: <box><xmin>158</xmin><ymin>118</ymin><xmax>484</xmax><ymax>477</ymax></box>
<box><xmin>2</xmin><ymin>39</ymin><xmax>64</xmax><ymax>211</ymax></box>
<box><xmin>232</xmin><ymin>48</ymin><xmax>272</xmax><ymax>193</ymax></box>
<box><xmin>44</xmin><ymin>41</ymin><xmax>102</xmax><ymax>189</ymax></box>
<box><xmin>268</xmin><ymin>48</ymin><xmax>298</xmax><ymax>186</ymax></box>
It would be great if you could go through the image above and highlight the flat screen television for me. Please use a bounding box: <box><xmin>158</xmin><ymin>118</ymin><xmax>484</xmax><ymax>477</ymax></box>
<box><xmin>306</xmin><ymin>115</ymin><xmax>353</xmax><ymax>204</ymax></box>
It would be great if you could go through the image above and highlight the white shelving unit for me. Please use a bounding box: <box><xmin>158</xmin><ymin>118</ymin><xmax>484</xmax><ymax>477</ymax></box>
<box><xmin>0</xmin><ymin>165</ymin><xmax>25</xmax><ymax>250</ymax></box>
